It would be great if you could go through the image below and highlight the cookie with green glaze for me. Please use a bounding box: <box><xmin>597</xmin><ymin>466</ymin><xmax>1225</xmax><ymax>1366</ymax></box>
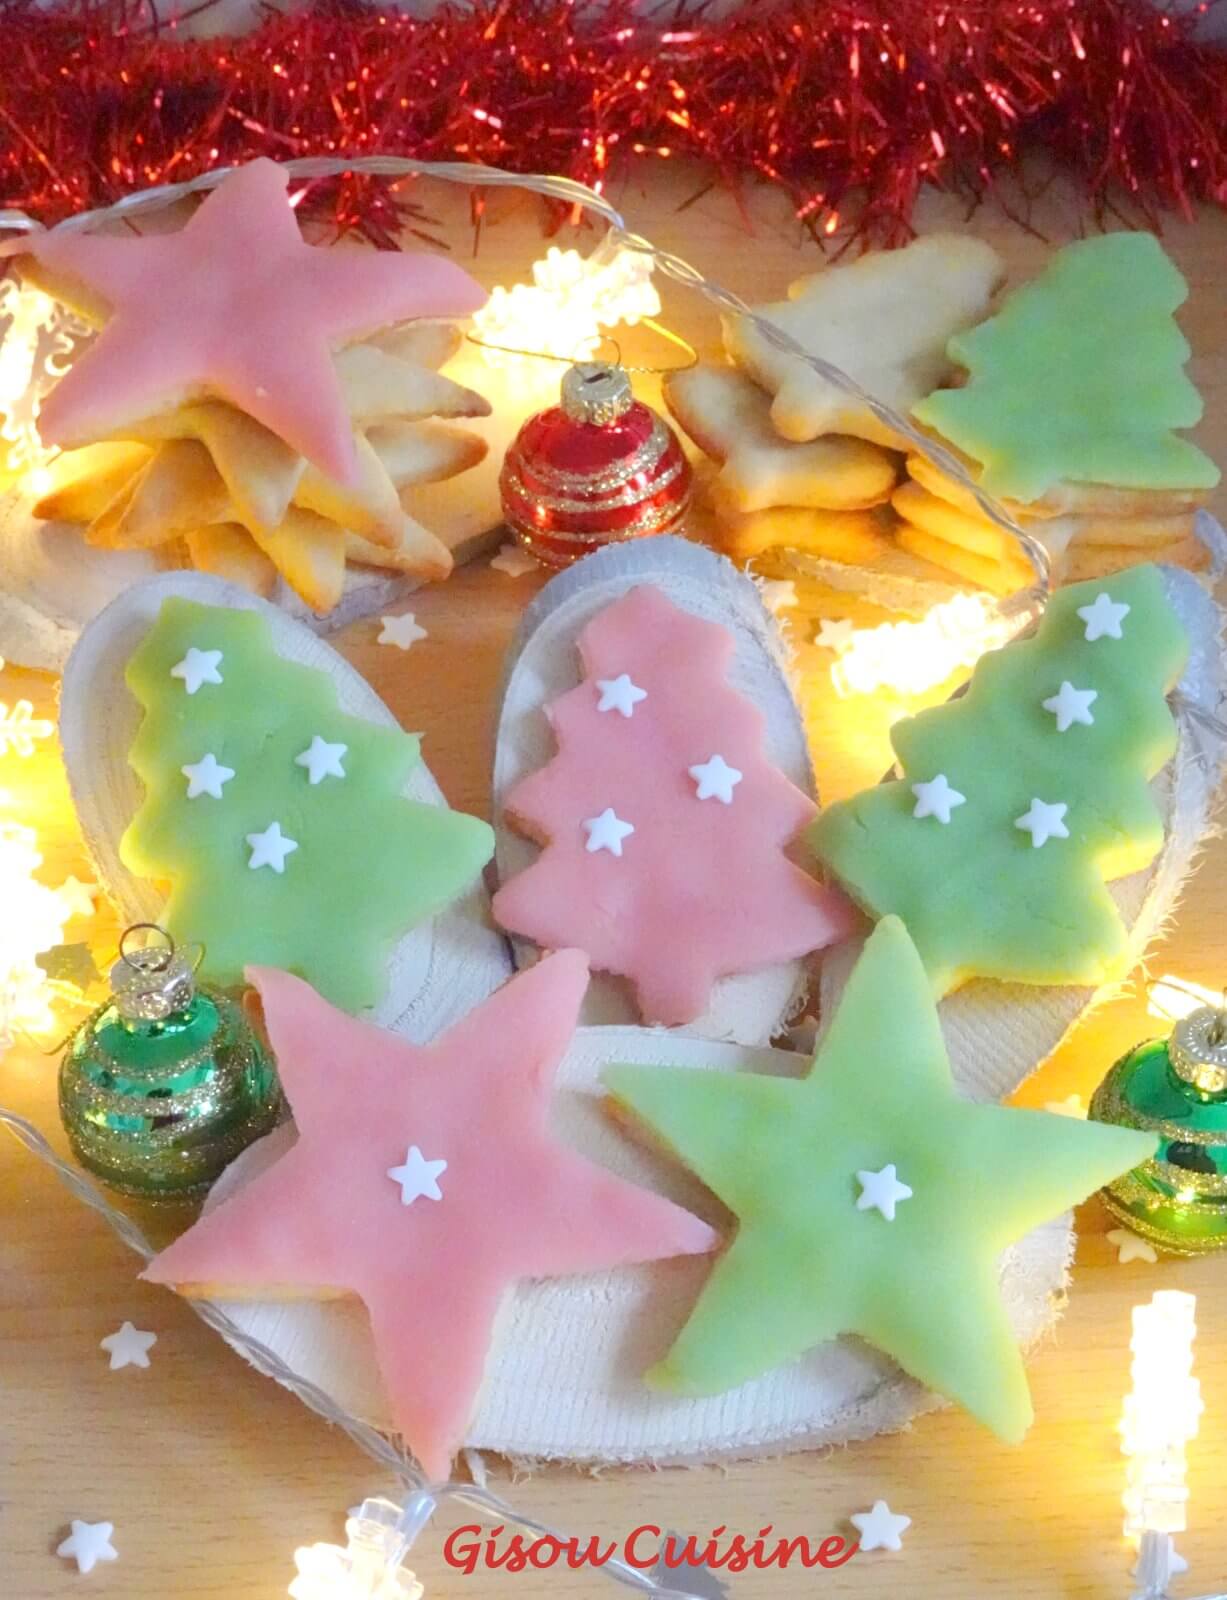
<box><xmin>122</xmin><ymin>597</ymin><xmax>494</xmax><ymax>1012</ymax></box>
<box><xmin>605</xmin><ymin>916</ymin><xmax>1156</xmax><ymax>1442</ymax></box>
<box><xmin>913</xmin><ymin>233</ymin><xmax>1219</xmax><ymax>503</ymax></box>
<box><xmin>809</xmin><ymin>565</ymin><xmax>1188</xmax><ymax>996</ymax></box>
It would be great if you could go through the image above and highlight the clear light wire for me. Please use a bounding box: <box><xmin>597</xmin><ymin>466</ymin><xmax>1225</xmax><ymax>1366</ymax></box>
<box><xmin>0</xmin><ymin>153</ymin><xmax>1050</xmax><ymax>602</ymax></box>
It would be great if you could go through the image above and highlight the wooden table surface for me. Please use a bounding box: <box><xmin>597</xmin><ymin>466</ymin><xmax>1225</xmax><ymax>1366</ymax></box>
<box><xmin>3</xmin><ymin>168</ymin><xmax>1227</xmax><ymax>1600</ymax></box>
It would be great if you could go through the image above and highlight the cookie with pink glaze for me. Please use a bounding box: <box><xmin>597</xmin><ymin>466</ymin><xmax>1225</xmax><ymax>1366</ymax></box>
<box><xmin>492</xmin><ymin>585</ymin><xmax>855</xmax><ymax>1025</ymax></box>
<box><xmin>142</xmin><ymin>951</ymin><xmax>716</xmax><ymax>1479</ymax></box>
<box><xmin>14</xmin><ymin>159</ymin><xmax>487</xmax><ymax>487</ymax></box>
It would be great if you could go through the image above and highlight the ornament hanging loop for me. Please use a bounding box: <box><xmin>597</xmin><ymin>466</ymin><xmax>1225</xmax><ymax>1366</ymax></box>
<box><xmin>111</xmin><ymin>922</ymin><xmax>200</xmax><ymax>1022</ymax></box>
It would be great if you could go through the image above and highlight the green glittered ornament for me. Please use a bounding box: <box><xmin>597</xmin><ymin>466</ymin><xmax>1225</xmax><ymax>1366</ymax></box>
<box><xmin>1089</xmin><ymin>1003</ymin><xmax>1227</xmax><ymax>1255</ymax></box>
<box><xmin>59</xmin><ymin>924</ymin><xmax>284</xmax><ymax>1198</ymax></box>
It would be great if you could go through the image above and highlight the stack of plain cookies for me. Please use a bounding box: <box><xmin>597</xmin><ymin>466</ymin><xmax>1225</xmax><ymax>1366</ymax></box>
<box><xmin>665</xmin><ymin>232</ymin><xmax>1219</xmax><ymax>594</ymax></box>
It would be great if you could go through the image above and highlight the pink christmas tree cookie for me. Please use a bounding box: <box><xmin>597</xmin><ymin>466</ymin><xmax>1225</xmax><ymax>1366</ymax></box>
<box><xmin>492</xmin><ymin>585</ymin><xmax>855</xmax><ymax>1024</ymax></box>
<box><xmin>143</xmin><ymin>951</ymin><xmax>716</xmax><ymax>1479</ymax></box>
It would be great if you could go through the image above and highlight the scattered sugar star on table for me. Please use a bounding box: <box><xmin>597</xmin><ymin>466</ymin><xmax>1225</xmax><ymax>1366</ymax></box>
<box><xmin>605</xmin><ymin>917</ymin><xmax>1154</xmax><ymax>1441</ymax></box>
<box><xmin>99</xmin><ymin>1321</ymin><xmax>157</xmax><ymax>1371</ymax></box>
<box><xmin>1043</xmin><ymin>1093</ymin><xmax>1087</xmax><ymax>1119</ymax></box>
<box><xmin>595</xmin><ymin>674</ymin><xmax>648</xmax><ymax>718</ymax></box>
<box><xmin>1107</xmin><ymin>1227</ymin><xmax>1159</xmax><ymax>1264</ymax></box>
<box><xmin>181</xmin><ymin>752</ymin><xmax>235</xmax><ymax>800</ymax></box>
<box><xmin>378</xmin><ymin>612</ymin><xmax>428</xmax><ymax>651</ymax></box>
<box><xmin>1077</xmin><ymin>591</ymin><xmax>1131</xmax><ymax>642</ymax></box>
<box><xmin>37</xmin><ymin>943</ymin><xmax>101</xmax><ymax>990</ymax></box>
<box><xmin>56</xmin><ymin>1520</ymin><xmax>118</xmax><ymax>1574</ymax></box>
<box><xmin>688</xmin><ymin>754</ymin><xmax>743</xmax><ymax>804</ymax></box>
<box><xmin>170</xmin><ymin>646</ymin><xmax>223</xmax><ymax>695</ymax></box>
<box><xmin>911</xmin><ymin>774</ymin><xmax>966</xmax><ymax>824</ymax></box>
<box><xmin>20</xmin><ymin>157</ymin><xmax>486</xmax><ymax>484</ymax></box>
<box><xmin>855</xmin><ymin>1163</ymin><xmax>913</xmax><ymax>1221</ymax></box>
<box><xmin>1042</xmin><ymin>680</ymin><xmax>1098</xmax><ymax>732</ymax></box>
<box><xmin>490</xmin><ymin>542</ymin><xmax>540</xmax><ymax>578</ymax></box>
<box><xmin>246</xmin><ymin>821</ymin><xmax>298</xmax><ymax>873</ymax></box>
<box><xmin>759</xmin><ymin>579</ymin><xmax>797</xmax><ymax>615</ymax></box>
<box><xmin>295</xmin><ymin>735</ymin><xmax>347</xmax><ymax>786</ymax></box>
<box><xmin>142</xmin><ymin>954</ymin><xmax>715</xmax><ymax>1478</ymax></box>
<box><xmin>386</xmin><ymin>1146</ymin><xmax>448</xmax><ymax>1206</ymax></box>
<box><xmin>816</xmin><ymin>617</ymin><xmax>857</xmax><ymax>651</ymax></box>
<box><xmin>1015</xmin><ymin>797</ymin><xmax>1069</xmax><ymax>848</ymax></box>
<box><xmin>851</xmin><ymin>1501</ymin><xmax>912</xmax><ymax>1553</ymax></box>
<box><xmin>583</xmin><ymin>807</ymin><xmax>635</xmax><ymax>857</ymax></box>
<box><xmin>55</xmin><ymin>876</ymin><xmax>97</xmax><ymax>920</ymax></box>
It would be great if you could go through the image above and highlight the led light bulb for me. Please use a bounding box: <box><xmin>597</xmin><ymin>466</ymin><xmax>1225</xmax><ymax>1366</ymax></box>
<box><xmin>830</xmin><ymin>592</ymin><xmax>1022</xmax><ymax>698</ymax></box>
<box><xmin>1120</xmin><ymin>1291</ymin><xmax>1201</xmax><ymax>1542</ymax></box>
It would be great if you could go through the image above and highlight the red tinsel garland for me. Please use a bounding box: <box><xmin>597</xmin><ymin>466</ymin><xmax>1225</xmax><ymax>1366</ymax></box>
<box><xmin>1</xmin><ymin>0</ymin><xmax>1225</xmax><ymax>246</ymax></box>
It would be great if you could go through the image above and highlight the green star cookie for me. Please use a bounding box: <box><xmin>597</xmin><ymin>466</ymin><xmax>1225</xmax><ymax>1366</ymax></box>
<box><xmin>605</xmin><ymin>917</ymin><xmax>1155</xmax><ymax>1441</ymax></box>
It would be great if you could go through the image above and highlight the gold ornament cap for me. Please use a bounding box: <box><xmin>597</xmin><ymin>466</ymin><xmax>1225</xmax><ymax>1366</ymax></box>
<box><xmin>560</xmin><ymin>361</ymin><xmax>634</xmax><ymax>426</ymax></box>
<box><xmin>1169</xmin><ymin>1004</ymin><xmax>1227</xmax><ymax>1096</ymax></box>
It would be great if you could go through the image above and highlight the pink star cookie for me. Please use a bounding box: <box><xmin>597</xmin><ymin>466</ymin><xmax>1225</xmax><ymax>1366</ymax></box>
<box><xmin>21</xmin><ymin>159</ymin><xmax>487</xmax><ymax>485</ymax></box>
<box><xmin>143</xmin><ymin>951</ymin><xmax>715</xmax><ymax>1478</ymax></box>
<box><xmin>493</xmin><ymin>586</ymin><xmax>855</xmax><ymax>1024</ymax></box>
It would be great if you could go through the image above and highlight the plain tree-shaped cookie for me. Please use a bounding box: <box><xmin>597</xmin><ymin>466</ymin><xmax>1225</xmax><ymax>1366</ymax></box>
<box><xmin>809</xmin><ymin>566</ymin><xmax>1188</xmax><ymax>996</ymax></box>
<box><xmin>722</xmin><ymin>234</ymin><xmax>1004</xmax><ymax>447</ymax></box>
<box><xmin>492</xmin><ymin>585</ymin><xmax>854</xmax><ymax>1025</ymax></box>
<box><xmin>913</xmin><ymin>233</ymin><xmax>1220</xmax><ymax>502</ymax></box>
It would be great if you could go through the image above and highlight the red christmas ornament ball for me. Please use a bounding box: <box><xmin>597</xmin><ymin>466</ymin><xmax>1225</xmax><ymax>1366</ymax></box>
<box><xmin>500</xmin><ymin>361</ymin><xmax>693</xmax><ymax>568</ymax></box>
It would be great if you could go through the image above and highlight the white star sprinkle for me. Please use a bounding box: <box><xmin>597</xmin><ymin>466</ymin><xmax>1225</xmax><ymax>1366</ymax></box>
<box><xmin>817</xmin><ymin>617</ymin><xmax>857</xmax><ymax>652</ymax></box>
<box><xmin>386</xmin><ymin>1145</ymin><xmax>448</xmax><ymax>1206</ymax></box>
<box><xmin>490</xmin><ymin>542</ymin><xmax>540</xmax><ymax>578</ymax></box>
<box><xmin>1044</xmin><ymin>1093</ymin><xmax>1087</xmax><ymax>1119</ymax></box>
<box><xmin>596</xmin><ymin>674</ymin><xmax>648</xmax><ymax>718</ymax></box>
<box><xmin>99</xmin><ymin>1321</ymin><xmax>157</xmax><ymax>1371</ymax></box>
<box><xmin>583</xmin><ymin>808</ymin><xmax>635</xmax><ymax>857</ymax></box>
<box><xmin>378</xmin><ymin>612</ymin><xmax>428</xmax><ymax>651</ymax></box>
<box><xmin>855</xmin><ymin>1164</ymin><xmax>913</xmax><ymax>1222</ymax></box>
<box><xmin>689</xmin><ymin>754</ymin><xmax>743</xmax><ymax>804</ymax></box>
<box><xmin>1077</xmin><ymin>591</ymin><xmax>1130</xmax><ymax>642</ymax></box>
<box><xmin>181</xmin><ymin>752</ymin><xmax>236</xmax><ymax>801</ymax></box>
<box><xmin>911</xmin><ymin>773</ymin><xmax>966</xmax><ymax>825</ymax></box>
<box><xmin>56</xmin><ymin>876</ymin><xmax>98</xmax><ymax>919</ymax></box>
<box><xmin>1042</xmin><ymin>680</ymin><xmax>1098</xmax><ymax>732</ymax></box>
<box><xmin>295</xmin><ymin>735</ymin><xmax>348</xmax><ymax>785</ymax></box>
<box><xmin>170</xmin><ymin>647</ymin><xmax>223</xmax><ymax>695</ymax></box>
<box><xmin>850</xmin><ymin>1501</ymin><xmax>911</xmax><ymax>1553</ymax></box>
<box><xmin>245</xmin><ymin>821</ymin><xmax>299</xmax><ymax>873</ymax></box>
<box><xmin>1107</xmin><ymin>1227</ymin><xmax>1159</xmax><ymax>1265</ymax></box>
<box><xmin>57</xmin><ymin>1520</ymin><xmax>118</xmax><ymax>1574</ymax></box>
<box><xmin>760</xmin><ymin>579</ymin><xmax>797</xmax><ymax>615</ymax></box>
<box><xmin>1015</xmin><ymin>797</ymin><xmax>1070</xmax><ymax>848</ymax></box>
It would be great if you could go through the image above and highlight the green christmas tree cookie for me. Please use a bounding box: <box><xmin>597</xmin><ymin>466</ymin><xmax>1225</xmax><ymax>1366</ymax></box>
<box><xmin>913</xmin><ymin>233</ymin><xmax>1220</xmax><ymax>503</ymax></box>
<box><xmin>605</xmin><ymin>917</ymin><xmax>1155</xmax><ymax>1442</ymax></box>
<box><xmin>122</xmin><ymin>598</ymin><xmax>494</xmax><ymax>1012</ymax></box>
<box><xmin>810</xmin><ymin>566</ymin><xmax>1188</xmax><ymax>996</ymax></box>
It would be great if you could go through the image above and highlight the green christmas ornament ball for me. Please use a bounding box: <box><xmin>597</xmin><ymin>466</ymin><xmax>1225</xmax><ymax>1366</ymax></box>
<box><xmin>59</xmin><ymin>924</ymin><xmax>284</xmax><ymax>1198</ymax></box>
<box><xmin>1089</xmin><ymin>1002</ymin><xmax>1227</xmax><ymax>1255</ymax></box>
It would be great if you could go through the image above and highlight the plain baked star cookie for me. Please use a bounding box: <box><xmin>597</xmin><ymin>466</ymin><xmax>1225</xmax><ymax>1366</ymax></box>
<box><xmin>664</xmin><ymin>365</ymin><xmax>897</xmax><ymax>512</ymax></box>
<box><xmin>721</xmin><ymin>234</ymin><xmax>1004</xmax><ymax>448</ymax></box>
